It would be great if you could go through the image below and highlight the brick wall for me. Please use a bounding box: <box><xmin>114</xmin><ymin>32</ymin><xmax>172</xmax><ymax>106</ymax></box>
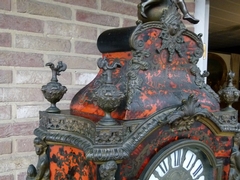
<box><xmin>0</xmin><ymin>0</ymin><xmax>195</xmax><ymax>179</ymax></box>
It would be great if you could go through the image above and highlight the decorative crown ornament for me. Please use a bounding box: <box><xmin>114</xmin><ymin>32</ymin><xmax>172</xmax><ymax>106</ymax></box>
<box><xmin>41</xmin><ymin>61</ymin><xmax>67</xmax><ymax>113</ymax></box>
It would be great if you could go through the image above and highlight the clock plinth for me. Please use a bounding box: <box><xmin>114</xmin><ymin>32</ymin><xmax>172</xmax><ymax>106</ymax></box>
<box><xmin>27</xmin><ymin>1</ymin><xmax>240</xmax><ymax>180</ymax></box>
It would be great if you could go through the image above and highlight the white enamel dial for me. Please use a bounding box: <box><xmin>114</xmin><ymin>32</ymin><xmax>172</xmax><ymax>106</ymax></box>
<box><xmin>148</xmin><ymin>148</ymin><xmax>209</xmax><ymax>180</ymax></box>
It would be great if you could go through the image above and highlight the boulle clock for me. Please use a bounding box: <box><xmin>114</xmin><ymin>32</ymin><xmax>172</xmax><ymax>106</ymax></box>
<box><xmin>26</xmin><ymin>0</ymin><xmax>240</xmax><ymax>180</ymax></box>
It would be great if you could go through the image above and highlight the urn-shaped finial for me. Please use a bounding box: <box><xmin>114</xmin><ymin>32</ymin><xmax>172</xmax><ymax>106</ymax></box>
<box><xmin>41</xmin><ymin>61</ymin><xmax>67</xmax><ymax>113</ymax></box>
<box><xmin>94</xmin><ymin>57</ymin><xmax>124</xmax><ymax>126</ymax></box>
<box><xmin>218</xmin><ymin>70</ymin><xmax>240</xmax><ymax>111</ymax></box>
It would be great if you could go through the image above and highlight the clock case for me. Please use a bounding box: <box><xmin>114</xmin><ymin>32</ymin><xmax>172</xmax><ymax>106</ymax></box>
<box><xmin>27</xmin><ymin>2</ymin><xmax>240</xmax><ymax>180</ymax></box>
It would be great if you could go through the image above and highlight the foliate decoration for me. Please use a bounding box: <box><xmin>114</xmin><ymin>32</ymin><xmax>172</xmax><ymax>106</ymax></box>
<box><xmin>188</xmin><ymin>33</ymin><xmax>204</xmax><ymax>65</ymax></box>
<box><xmin>156</xmin><ymin>4</ymin><xmax>186</xmax><ymax>62</ymax></box>
<box><xmin>218</xmin><ymin>111</ymin><xmax>238</xmax><ymax>125</ymax></box>
<box><xmin>165</xmin><ymin>94</ymin><xmax>209</xmax><ymax>131</ymax></box>
<box><xmin>123</xmin><ymin>120</ymin><xmax>144</xmax><ymax>141</ymax></box>
<box><xmin>86</xmin><ymin>147</ymin><xmax>129</xmax><ymax>162</ymax></box>
<box><xmin>123</xmin><ymin>108</ymin><xmax>173</xmax><ymax>155</ymax></box>
<box><xmin>94</xmin><ymin>57</ymin><xmax>125</xmax><ymax>126</ymax></box>
<box><xmin>26</xmin><ymin>137</ymin><xmax>50</xmax><ymax>180</ymax></box>
<box><xmin>99</xmin><ymin>161</ymin><xmax>118</xmax><ymax>180</ymax></box>
<box><xmin>39</xmin><ymin>112</ymin><xmax>48</xmax><ymax>130</ymax></box>
<box><xmin>41</xmin><ymin>61</ymin><xmax>67</xmax><ymax>113</ymax></box>
<box><xmin>170</xmin><ymin>117</ymin><xmax>194</xmax><ymax>132</ymax></box>
<box><xmin>34</xmin><ymin>108</ymin><xmax>239</xmax><ymax>164</ymax></box>
<box><xmin>212</xmin><ymin>110</ymin><xmax>240</xmax><ymax>132</ymax></box>
<box><xmin>190</xmin><ymin>65</ymin><xmax>209</xmax><ymax>88</ymax></box>
<box><xmin>218</xmin><ymin>70</ymin><xmax>240</xmax><ymax>111</ymax></box>
<box><xmin>190</xmin><ymin>65</ymin><xmax>220</xmax><ymax>102</ymax></box>
<box><xmin>130</xmin><ymin>23</ymin><xmax>146</xmax><ymax>51</ymax></box>
<box><xmin>186</xmin><ymin>32</ymin><xmax>220</xmax><ymax>103</ymax></box>
<box><xmin>126</xmin><ymin>50</ymin><xmax>149</xmax><ymax>110</ymax></box>
<box><xmin>229</xmin><ymin>133</ymin><xmax>240</xmax><ymax>180</ymax></box>
<box><xmin>95</xmin><ymin>125</ymin><xmax>123</xmax><ymax>145</ymax></box>
<box><xmin>39</xmin><ymin>111</ymin><xmax>95</xmax><ymax>140</ymax></box>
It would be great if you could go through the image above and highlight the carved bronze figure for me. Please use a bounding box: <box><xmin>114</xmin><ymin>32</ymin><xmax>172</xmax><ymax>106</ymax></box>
<box><xmin>229</xmin><ymin>133</ymin><xmax>240</xmax><ymax>180</ymax></box>
<box><xmin>138</xmin><ymin>0</ymin><xmax>199</xmax><ymax>24</ymax></box>
<box><xmin>26</xmin><ymin>137</ymin><xmax>50</xmax><ymax>180</ymax></box>
<box><xmin>99</xmin><ymin>161</ymin><xmax>118</xmax><ymax>180</ymax></box>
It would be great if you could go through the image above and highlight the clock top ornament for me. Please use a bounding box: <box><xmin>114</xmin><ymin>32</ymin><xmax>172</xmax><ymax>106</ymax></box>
<box><xmin>70</xmin><ymin>0</ymin><xmax>220</xmax><ymax>121</ymax></box>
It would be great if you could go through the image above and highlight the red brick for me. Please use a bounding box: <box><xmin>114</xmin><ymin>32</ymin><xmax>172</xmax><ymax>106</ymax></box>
<box><xmin>16</xmin><ymin>105</ymin><xmax>48</xmax><ymax>119</ymax></box>
<box><xmin>45</xmin><ymin>21</ymin><xmax>97</xmax><ymax>40</ymax></box>
<box><xmin>0</xmin><ymin>121</ymin><xmax>38</xmax><ymax>138</ymax></box>
<box><xmin>0</xmin><ymin>51</ymin><xmax>44</xmax><ymax>67</ymax></box>
<box><xmin>0</xmin><ymin>70</ymin><xmax>12</xmax><ymax>83</ymax></box>
<box><xmin>0</xmin><ymin>175</ymin><xmax>14</xmax><ymax>180</ymax></box>
<box><xmin>47</xmin><ymin>55</ymin><xmax>97</xmax><ymax>70</ymax></box>
<box><xmin>16</xmin><ymin>70</ymin><xmax>72</xmax><ymax>85</ymax></box>
<box><xmin>0</xmin><ymin>0</ymin><xmax>11</xmax><ymax>11</ymax></box>
<box><xmin>0</xmin><ymin>106</ymin><xmax>11</xmax><ymax>120</ymax></box>
<box><xmin>17</xmin><ymin>172</ymin><xmax>27</xmax><ymax>180</ymax></box>
<box><xmin>0</xmin><ymin>33</ymin><xmax>11</xmax><ymax>47</ymax></box>
<box><xmin>123</xmin><ymin>18</ymin><xmax>137</xmax><ymax>27</ymax></box>
<box><xmin>0</xmin><ymin>154</ymin><xmax>37</xmax><ymax>173</ymax></box>
<box><xmin>75</xmin><ymin>41</ymin><xmax>100</xmax><ymax>55</ymax></box>
<box><xmin>17</xmin><ymin>171</ymin><xmax>27</xmax><ymax>180</ymax></box>
<box><xmin>0</xmin><ymin>140</ymin><xmax>12</xmax><ymax>155</ymax></box>
<box><xmin>17</xmin><ymin>0</ymin><xmax>72</xmax><ymax>20</ymax></box>
<box><xmin>0</xmin><ymin>14</ymin><xmax>43</xmax><ymax>33</ymax></box>
<box><xmin>15</xmin><ymin>137</ymin><xmax>35</xmax><ymax>152</ymax></box>
<box><xmin>61</xmin><ymin>88</ymin><xmax>81</xmax><ymax>100</ymax></box>
<box><xmin>56</xmin><ymin>103</ymin><xmax>71</xmax><ymax>110</ymax></box>
<box><xmin>76</xmin><ymin>10</ymin><xmax>120</xmax><ymax>27</ymax></box>
<box><xmin>54</xmin><ymin>0</ymin><xmax>97</xmax><ymax>9</ymax></box>
<box><xmin>101</xmin><ymin>0</ymin><xmax>137</xmax><ymax>17</ymax></box>
<box><xmin>75</xmin><ymin>72</ymin><xmax>97</xmax><ymax>85</ymax></box>
<box><xmin>0</xmin><ymin>87</ymin><xmax>44</xmax><ymax>102</ymax></box>
<box><xmin>15</xmin><ymin>35</ymin><xmax>71</xmax><ymax>52</ymax></box>
<box><xmin>124</xmin><ymin>0</ymin><xmax>139</xmax><ymax>4</ymax></box>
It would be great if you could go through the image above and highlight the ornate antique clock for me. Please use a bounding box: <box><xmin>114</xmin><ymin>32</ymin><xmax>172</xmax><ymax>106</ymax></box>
<box><xmin>26</xmin><ymin>1</ymin><xmax>240</xmax><ymax>180</ymax></box>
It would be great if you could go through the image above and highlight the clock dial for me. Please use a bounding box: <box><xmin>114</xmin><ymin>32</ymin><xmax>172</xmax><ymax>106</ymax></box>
<box><xmin>149</xmin><ymin>148</ymin><xmax>206</xmax><ymax>180</ymax></box>
<box><xmin>140</xmin><ymin>140</ymin><xmax>215</xmax><ymax>180</ymax></box>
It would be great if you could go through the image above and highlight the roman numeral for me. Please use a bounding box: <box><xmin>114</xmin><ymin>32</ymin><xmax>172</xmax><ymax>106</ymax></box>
<box><xmin>190</xmin><ymin>160</ymin><xmax>204</xmax><ymax>178</ymax></box>
<box><xmin>159</xmin><ymin>160</ymin><xmax>168</xmax><ymax>174</ymax></box>
<box><xmin>193</xmin><ymin>164</ymin><xmax>203</xmax><ymax>177</ymax></box>
<box><xmin>186</xmin><ymin>154</ymin><xmax>194</xmax><ymax>169</ymax></box>
<box><xmin>183</xmin><ymin>150</ymin><xmax>197</xmax><ymax>171</ymax></box>
<box><xmin>172</xmin><ymin>149</ymin><xmax>182</xmax><ymax>167</ymax></box>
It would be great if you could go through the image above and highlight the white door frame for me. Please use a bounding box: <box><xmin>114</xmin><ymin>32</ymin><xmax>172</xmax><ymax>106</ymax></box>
<box><xmin>194</xmin><ymin>0</ymin><xmax>210</xmax><ymax>75</ymax></box>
